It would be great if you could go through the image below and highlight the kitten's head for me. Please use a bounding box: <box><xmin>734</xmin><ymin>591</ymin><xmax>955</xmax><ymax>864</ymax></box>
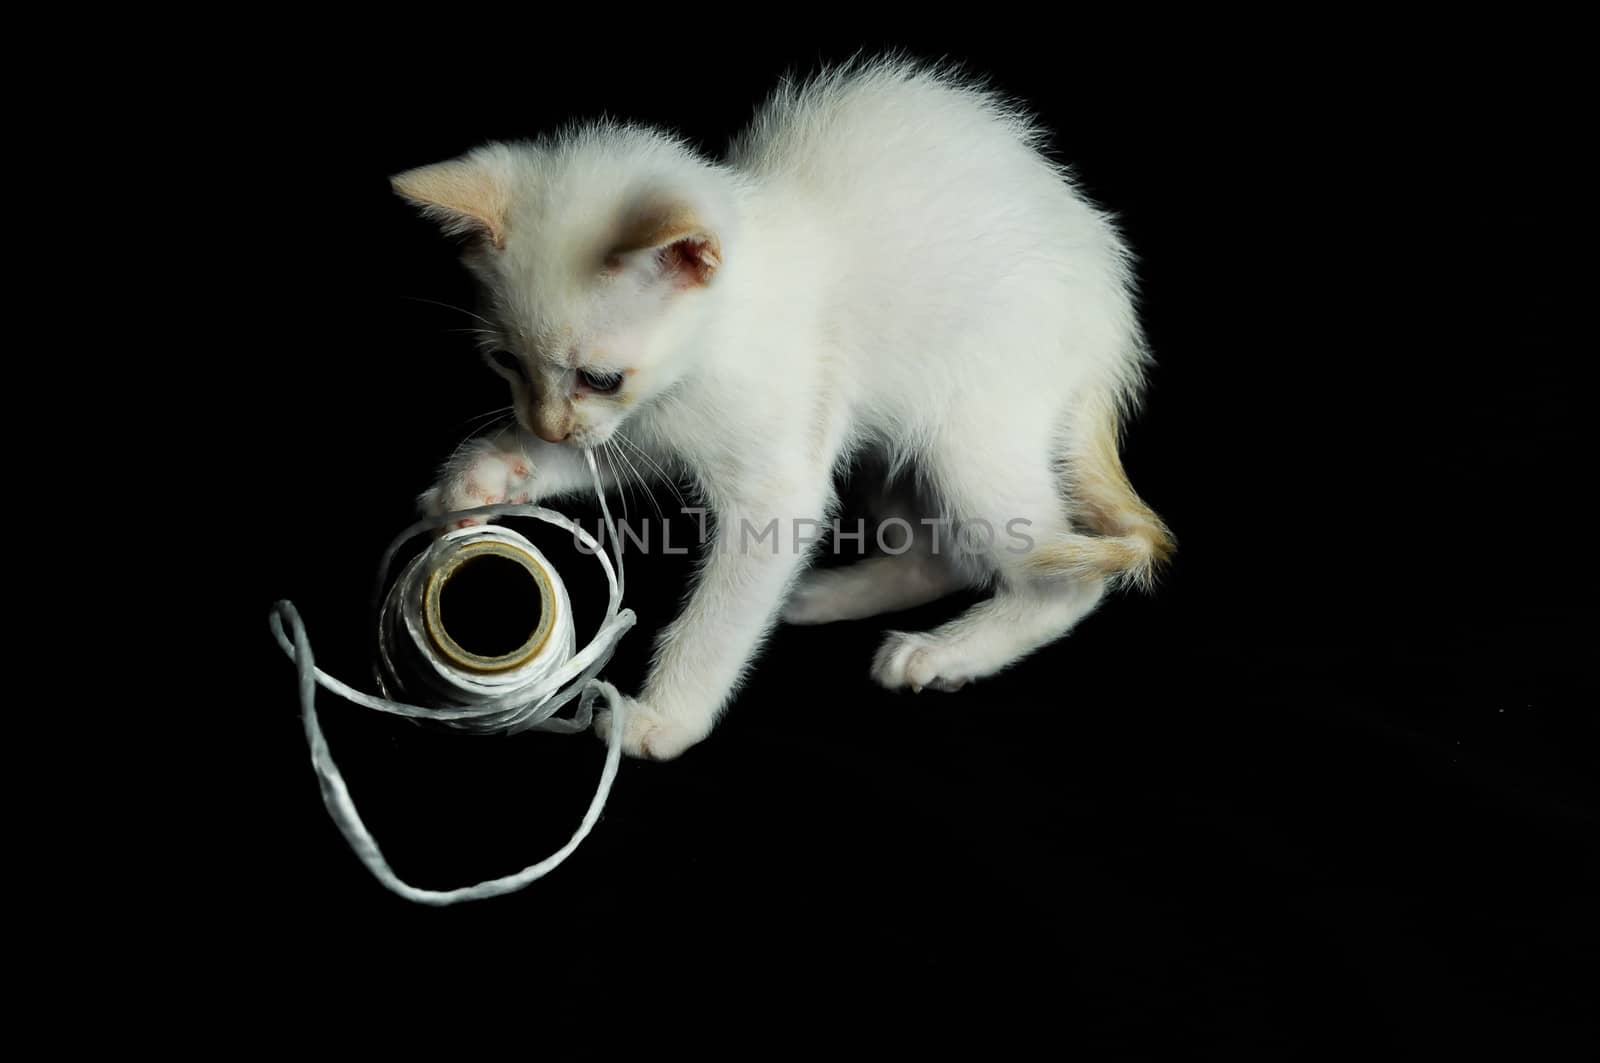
<box><xmin>392</xmin><ymin>129</ymin><xmax>733</xmax><ymax>448</ymax></box>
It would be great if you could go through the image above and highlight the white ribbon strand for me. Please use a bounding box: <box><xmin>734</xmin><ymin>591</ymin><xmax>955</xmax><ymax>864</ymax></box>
<box><xmin>269</xmin><ymin>451</ymin><xmax>636</xmax><ymax>906</ymax></box>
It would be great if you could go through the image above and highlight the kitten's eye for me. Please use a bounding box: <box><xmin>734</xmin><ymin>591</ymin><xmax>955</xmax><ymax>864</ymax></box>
<box><xmin>577</xmin><ymin>368</ymin><xmax>624</xmax><ymax>395</ymax></box>
<box><xmin>489</xmin><ymin>350</ymin><xmax>522</xmax><ymax>376</ymax></box>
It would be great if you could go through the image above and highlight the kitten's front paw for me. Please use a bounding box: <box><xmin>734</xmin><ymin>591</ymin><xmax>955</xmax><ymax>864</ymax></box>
<box><xmin>419</xmin><ymin>445</ymin><xmax>536</xmax><ymax>529</ymax></box>
<box><xmin>594</xmin><ymin>696</ymin><xmax>706</xmax><ymax>761</ymax></box>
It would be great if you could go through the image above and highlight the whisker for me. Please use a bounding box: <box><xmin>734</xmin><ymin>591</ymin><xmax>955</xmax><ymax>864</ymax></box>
<box><xmin>616</xmin><ymin>433</ymin><xmax>686</xmax><ymax>509</ymax></box>
<box><xmin>445</xmin><ymin>413</ymin><xmax>512</xmax><ymax>465</ymax></box>
<box><xmin>612</xmin><ymin>438</ymin><xmax>665</xmax><ymax>522</ymax></box>
<box><xmin>457</xmin><ymin>405</ymin><xmax>514</xmax><ymax>429</ymax></box>
<box><xmin>614</xmin><ymin>439</ymin><xmax>649</xmax><ymax>522</ymax></box>
<box><xmin>402</xmin><ymin>296</ymin><xmax>497</xmax><ymax>328</ymax></box>
<box><xmin>602</xmin><ymin>441</ymin><xmax>629</xmax><ymax>527</ymax></box>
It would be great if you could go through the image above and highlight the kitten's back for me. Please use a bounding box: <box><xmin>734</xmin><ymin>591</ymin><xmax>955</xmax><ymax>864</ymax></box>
<box><xmin>730</xmin><ymin>58</ymin><xmax>1046</xmax><ymax>186</ymax></box>
<box><xmin>727</xmin><ymin>57</ymin><xmax>1138</xmax><ymax>396</ymax></box>
<box><xmin>727</xmin><ymin>58</ymin><xmax>1110</xmax><ymax>244</ymax></box>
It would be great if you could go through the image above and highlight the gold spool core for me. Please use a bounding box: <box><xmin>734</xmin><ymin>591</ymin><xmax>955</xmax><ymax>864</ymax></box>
<box><xmin>423</xmin><ymin>540</ymin><xmax>558</xmax><ymax>674</ymax></box>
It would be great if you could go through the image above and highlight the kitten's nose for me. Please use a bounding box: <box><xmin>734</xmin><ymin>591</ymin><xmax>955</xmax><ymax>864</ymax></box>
<box><xmin>531</xmin><ymin>409</ymin><xmax>574</xmax><ymax>444</ymax></box>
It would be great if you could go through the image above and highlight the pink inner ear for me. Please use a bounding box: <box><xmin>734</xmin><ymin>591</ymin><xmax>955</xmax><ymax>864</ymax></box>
<box><xmin>661</xmin><ymin>235</ymin><xmax>721</xmax><ymax>287</ymax></box>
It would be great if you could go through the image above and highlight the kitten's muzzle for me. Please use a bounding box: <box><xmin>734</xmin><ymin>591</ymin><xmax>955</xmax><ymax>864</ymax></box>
<box><xmin>528</xmin><ymin>405</ymin><xmax>576</xmax><ymax>444</ymax></box>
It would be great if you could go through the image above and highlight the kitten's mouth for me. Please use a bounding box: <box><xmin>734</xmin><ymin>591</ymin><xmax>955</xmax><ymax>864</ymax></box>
<box><xmin>571</xmin><ymin>425</ymin><xmax>612</xmax><ymax>451</ymax></box>
<box><xmin>516</xmin><ymin>411</ymin><xmax>601</xmax><ymax>450</ymax></box>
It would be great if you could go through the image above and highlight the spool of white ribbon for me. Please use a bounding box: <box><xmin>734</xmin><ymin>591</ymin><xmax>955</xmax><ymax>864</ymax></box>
<box><xmin>269</xmin><ymin>451</ymin><xmax>636</xmax><ymax>906</ymax></box>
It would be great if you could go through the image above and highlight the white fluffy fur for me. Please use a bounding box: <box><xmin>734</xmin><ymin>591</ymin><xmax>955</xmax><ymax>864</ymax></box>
<box><xmin>397</xmin><ymin>57</ymin><xmax>1172</xmax><ymax>760</ymax></box>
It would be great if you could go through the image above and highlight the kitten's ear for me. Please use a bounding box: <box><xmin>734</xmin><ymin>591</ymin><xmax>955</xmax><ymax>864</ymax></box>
<box><xmin>391</xmin><ymin>148</ymin><xmax>515</xmax><ymax>250</ymax></box>
<box><xmin>608</xmin><ymin>202</ymin><xmax>721</xmax><ymax>287</ymax></box>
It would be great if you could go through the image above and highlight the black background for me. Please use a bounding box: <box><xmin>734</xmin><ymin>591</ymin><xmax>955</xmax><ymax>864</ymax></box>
<box><xmin>224</xmin><ymin>24</ymin><xmax>1593</xmax><ymax>1049</ymax></box>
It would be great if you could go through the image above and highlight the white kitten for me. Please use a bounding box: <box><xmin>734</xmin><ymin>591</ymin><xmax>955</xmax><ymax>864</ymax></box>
<box><xmin>396</xmin><ymin>58</ymin><xmax>1173</xmax><ymax>760</ymax></box>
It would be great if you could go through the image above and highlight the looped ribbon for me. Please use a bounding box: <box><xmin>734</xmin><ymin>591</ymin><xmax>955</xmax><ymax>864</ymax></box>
<box><xmin>269</xmin><ymin>450</ymin><xmax>636</xmax><ymax>905</ymax></box>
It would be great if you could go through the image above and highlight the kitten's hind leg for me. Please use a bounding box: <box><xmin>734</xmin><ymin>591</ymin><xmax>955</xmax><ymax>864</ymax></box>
<box><xmin>871</xmin><ymin>575</ymin><xmax>1104</xmax><ymax>692</ymax></box>
<box><xmin>783</xmin><ymin>549</ymin><xmax>968</xmax><ymax>625</ymax></box>
<box><xmin>783</xmin><ymin>477</ymin><xmax>972</xmax><ymax>625</ymax></box>
<box><xmin>868</xmin><ymin>424</ymin><xmax>1106</xmax><ymax>692</ymax></box>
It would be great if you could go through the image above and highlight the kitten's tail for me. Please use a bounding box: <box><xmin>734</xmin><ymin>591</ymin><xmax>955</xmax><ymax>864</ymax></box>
<box><xmin>1027</xmin><ymin>392</ymin><xmax>1175</xmax><ymax>591</ymax></box>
